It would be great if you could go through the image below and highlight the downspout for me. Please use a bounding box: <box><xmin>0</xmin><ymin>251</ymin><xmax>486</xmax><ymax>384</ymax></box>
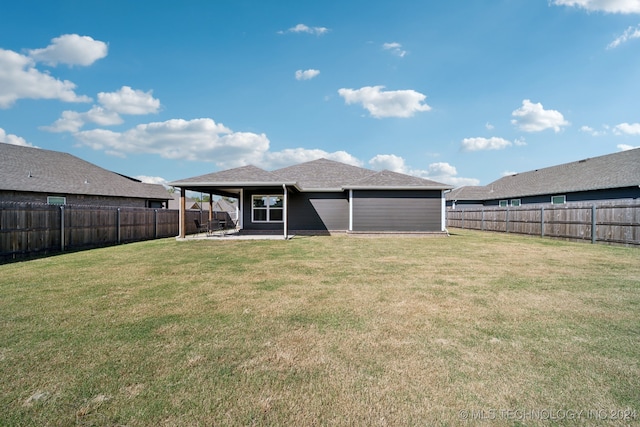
<box><xmin>349</xmin><ymin>189</ymin><xmax>353</xmax><ymax>231</ymax></box>
<box><xmin>283</xmin><ymin>184</ymin><xmax>288</xmax><ymax>239</ymax></box>
<box><xmin>441</xmin><ymin>190</ymin><xmax>447</xmax><ymax>232</ymax></box>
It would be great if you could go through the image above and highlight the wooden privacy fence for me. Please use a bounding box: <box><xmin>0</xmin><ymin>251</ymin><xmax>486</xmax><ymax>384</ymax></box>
<box><xmin>447</xmin><ymin>201</ymin><xmax>640</xmax><ymax>246</ymax></box>
<box><xmin>0</xmin><ymin>202</ymin><xmax>206</xmax><ymax>261</ymax></box>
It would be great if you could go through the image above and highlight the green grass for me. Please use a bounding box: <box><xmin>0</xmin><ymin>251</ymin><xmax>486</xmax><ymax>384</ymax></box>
<box><xmin>1</xmin><ymin>229</ymin><xmax>639</xmax><ymax>426</ymax></box>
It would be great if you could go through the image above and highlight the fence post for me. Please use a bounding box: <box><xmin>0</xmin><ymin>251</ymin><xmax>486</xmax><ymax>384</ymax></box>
<box><xmin>591</xmin><ymin>205</ymin><xmax>597</xmax><ymax>244</ymax></box>
<box><xmin>505</xmin><ymin>208</ymin><xmax>509</xmax><ymax>233</ymax></box>
<box><xmin>117</xmin><ymin>208</ymin><xmax>121</xmax><ymax>244</ymax></box>
<box><xmin>541</xmin><ymin>206</ymin><xmax>545</xmax><ymax>237</ymax></box>
<box><xmin>154</xmin><ymin>209</ymin><xmax>158</xmax><ymax>238</ymax></box>
<box><xmin>461</xmin><ymin>209</ymin><xmax>465</xmax><ymax>229</ymax></box>
<box><xmin>481</xmin><ymin>209</ymin><xmax>485</xmax><ymax>231</ymax></box>
<box><xmin>60</xmin><ymin>205</ymin><xmax>65</xmax><ymax>251</ymax></box>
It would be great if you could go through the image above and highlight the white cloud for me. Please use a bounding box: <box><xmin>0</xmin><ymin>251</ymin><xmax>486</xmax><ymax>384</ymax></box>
<box><xmin>369</xmin><ymin>154</ymin><xmax>406</xmax><ymax>172</ymax></box>
<box><xmin>0</xmin><ymin>48</ymin><xmax>91</xmax><ymax>108</ymax></box>
<box><xmin>501</xmin><ymin>170</ymin><xmax>518</xmax><ymax>177</ymax></box>
<box><xmin>368</xmin><ymin>154</ymin><xmax>479</xmax><ymax>187</ymax></box>
<box><xmin>28</xmin><ymin>34</ymin><xmax>108</xmax><ymax>66</ymax></box>
<box><xmin>135</xmin><ymin>175</ymin><xmax>169</xmax><ymax>187</ymax></box>
<box><xmin>580</xmin><ymin>125</ymin><xmax>608</xmax><ymax>136</ymax></box>
<box><xmin>295</xmin><ymin>69</ymin><xmax>320</xmax><ymax>81</ymax></box>
<box><xmin>74</xmin><ymin>118</ymin><xmax>270</xmax><ymax>168</ymax></box>
<box><xmin>265</xmin><ymin>148</ymin><xmax>362</xmax><ymax>169</ymax></box>
<box><xmin>552</xmin><ymin>0</ymin><xmax>640</xmax><ymax>14</ymax></box>
<box><xmin>617</xmin><ymin>143</ymin><xmax>640</xmax><ymax>150</ymax></box>
<box><xmin>461</xmin><ymin>137</ymin><xmax>513</xmax><ymax>151</ymax></box>
<box><xmin>43</xmin><ymin>86</ymin><xmax>160</xmax><ymax>132</ymax></box>
<box><xmin>608</xmin><ymin>24</ymin><xmax>640</xmax><ymax>48</ymax></box>
<box><xmin>485</xmin><ymin>122</ymin><xmax>495</xmax><ymax>130</ymax></box>
<box><xmin>338</xmin><ymin>86</ymin><xmax>431</xmax><ymax>118</ymax></box>
<box><xmin>382</xmin><ymin>42</ymin><xmax>407</xmax><ymax>57</ymax></box>
<box><xmin>98</xmin><ymin>86</ymin><xmax>160</xmax><ymax>115</ymax></box>
<box><xmin>511</xmin><ymin>99</ymin><xmax>570</xmax><ymax>132</ymax></box>
<box><xmin>614</xmin><ymin>122</ymin><xmax>640</xmax><ymax>135</ymax></box>
<box><xmin>278</xmin><ymin>24</ymin><xmax>329</xmax><ymax>36</ymax></box>
<box><xmin>0</xmin><ymin>128</ymin><xmax>35</xmax><ymax>147</ymax></box>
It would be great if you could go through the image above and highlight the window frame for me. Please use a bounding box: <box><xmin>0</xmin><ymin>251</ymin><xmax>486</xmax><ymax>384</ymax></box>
<box><xmin>47</xmin><ymin>196</ymin><xmax>66</xmax><ymax>205</ymax></box>
<box><xmin>251</xmin><ymin>194</ymin><xmax>284</xmax><ymax>223</ymax></box>
<box><xmin>510</xmin><ymin>199</ymin><xmax>521</xmax><ymax>207</ymax></box>
<box><xmin>551</xmin><ymin>195</ymin><xmax>566</xmax><ymax>205</ymax></box>
<box><xmin>499</xmin><ymin>200</ymin><xmax>508</xmax><ymax>207</ymax></box>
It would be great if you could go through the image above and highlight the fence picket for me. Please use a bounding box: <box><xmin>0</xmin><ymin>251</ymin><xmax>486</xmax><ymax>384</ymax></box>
<box><xmin>447</xmin><ymin>200</ymin><xmax>640</xmax><ymax>246</ymax></box>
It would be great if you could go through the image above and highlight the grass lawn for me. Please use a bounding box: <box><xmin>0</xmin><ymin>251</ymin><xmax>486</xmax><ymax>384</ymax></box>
<box><xmin>1</xmin><ymin>229</ymin><xmax>639</xmax><ymax>426</ymax></box>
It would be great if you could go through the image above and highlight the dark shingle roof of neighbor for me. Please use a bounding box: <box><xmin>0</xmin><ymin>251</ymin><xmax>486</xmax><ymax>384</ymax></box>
<box><xmin>0</xmin><ymin>143</ymin><xmax>169</xmax><ymax>200</ymax></box>
<box><xmin>171</xmin><ymin>158</ymin><xmax>453</xmax><ymax>191</ymax></box>
<box><xmin>447</xmin><ymin>148</ymin><xmax>640</xmax><ymax>201</ymax></box>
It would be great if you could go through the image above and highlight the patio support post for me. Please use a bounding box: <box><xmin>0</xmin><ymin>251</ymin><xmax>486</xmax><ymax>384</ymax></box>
<box><xmin>179</xmin><ymin>187</ymin><xmax>186</xmax><ymax>238</ymax></box>
<box><xmin>208</xmin><ymin>195</ymin><xmax>213</xmax><ymax>223</ymax></box>
<box><xmin>441</xmin><ymin>191</ymin><xmax>446</xmax><ymax>232</ymax></box>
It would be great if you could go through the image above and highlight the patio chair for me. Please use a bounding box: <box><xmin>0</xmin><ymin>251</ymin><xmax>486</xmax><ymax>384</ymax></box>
<box><xmin>194</xmin><ymin>219</ymin><xmax>210</xmax><ymax>236</ymax></box>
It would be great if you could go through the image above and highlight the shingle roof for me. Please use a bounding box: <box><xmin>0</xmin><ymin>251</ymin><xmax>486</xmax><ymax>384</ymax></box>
<box><xmin>345</xmin><ymin>169</ymin><xmax>453</xmax><ymax>189</ymax></box>
<box><xmin>171</xmin><ymin>158</ymin><xmax>452</xmax><ymax>191</ymax></box>
<box><xmin>0</xmin><ymin>143</ymin><xmax>169</xmax><ymax>200</ymax></box>
<box><xmin>171</xmin><ymin>165</ymin><xmax>290</xmax><ymax>186</ymax></box>
<box><xmin>447</xmin><ymin>148</ymin><xmax>640</xmax><ymax>201</ymax></box>
<box><xmin>273</xmin><ymin>158</ymin><xmax>376</xmax><ymax>190</ymax></box>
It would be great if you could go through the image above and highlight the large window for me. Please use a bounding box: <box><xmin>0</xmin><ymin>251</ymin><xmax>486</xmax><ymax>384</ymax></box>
<box><xmin>47</xmin><ymin>196</ymin><xmax>66</xmax><ymax>205</ymax></box>
<box><xmin>252</xmin><ymin>195</ymin><xmax>284</xmax><ymax>222</ymax></box>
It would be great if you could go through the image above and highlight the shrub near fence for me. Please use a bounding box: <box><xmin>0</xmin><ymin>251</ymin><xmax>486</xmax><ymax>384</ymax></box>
<box><xmin>0</xmin><ymin>202</ymin><xmax>206</xmax><ymax>261</ymax></box>
<box><xmin>447</xmin><ymin>200</ymin><xmax>640</xmax><ymax>246</ymax></box>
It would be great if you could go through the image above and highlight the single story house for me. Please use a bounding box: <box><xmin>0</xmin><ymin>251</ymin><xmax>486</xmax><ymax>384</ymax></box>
<box><xmin>170</xmin><ymin>158</ymin><xmax>453</xmax><ymax>238</ymax></box>
<box><xmin>0</xmin><ymin>143</ymin><xmax>169</xmax><ymax>208</ymax></box>
<box><xmin>447</xmin><ymin>148</ymin><xmax>640</xmax><ymax>208</ymax></box>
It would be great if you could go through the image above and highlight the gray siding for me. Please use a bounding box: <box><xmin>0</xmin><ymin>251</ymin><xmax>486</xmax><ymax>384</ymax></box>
<box><xmin>288</xmin><ymin>192</ymin><xmax>348</xmax><ymax>231</ymax></box>
<box><xmin>352</xmin><ymin>190</ymin><xmax>442</xmax><ymax>232</ymax></box>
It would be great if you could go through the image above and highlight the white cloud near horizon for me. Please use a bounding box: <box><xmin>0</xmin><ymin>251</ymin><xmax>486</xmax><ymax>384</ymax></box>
<box><xmin>0</xmin><ymin>48</ymin><xmax>92</xmax><ymax>108</ymax></box>
<box><xmin>613</xmin><ymin>122</ymin><xmax>640</xmax><ymax>135</ymax></box>
<box><xmin>295</xmin><ymin>69</ymin><xmax>320</xmax><ymax>80</ymax></box>
<box><xmin>278</xmin><ymin>24</ymin><xmax>329</xmax><ymax>36</ymax></box>
<box><xmin>0</xmin><ymin>127</ymin><xmax>35</xmax><ymax>147</ymax></box>
<box><xmin>552</xmin><ymin>0</ymin><xmax>640</xmax><ymax>14</ymax></box>
<box><xmin>382</xmin><ymin>42</ymin><xmax>407</xmax><ymax>57</ymax></box>
<box><xmin>28</xmin><ymin>34</ymin><xmax>108</xmax><ymax>66</ymax></box>
<box><xmin>617</xmin><ymin>143</ymin><xmax>640</xmax><ymax>150</ymax></box>
<box><xmin>338</xmin><ymin>86</ymin><xmax>431</xmax><ymax>118</ymax></box>
<box><xmin>511</xmin><ymin>99</ymin><xmax>570</xmax><ymax>132</ymax></box>
<box><xmin>43</xmin><ymin>86</ymin><xmax>161</xmax><ymax>132</ymax></box>
<box><xmin>71</xmin><ymin>117</ymin><xmax>364</xmax><ymax>171</ymax></box>
<box><xmin>368</xmin><ymin>154</ymin><xmax>479</xmax><ymax>187</ymax></box>
<box><xmin>608</xmin><ymin>24</ymin><xmax>640</xmax><ymax>48</ymax></box>
<box><xmin>461</xmin><ymin>136</ymin><xmax>514</xmax><ymax>151</ymax></box>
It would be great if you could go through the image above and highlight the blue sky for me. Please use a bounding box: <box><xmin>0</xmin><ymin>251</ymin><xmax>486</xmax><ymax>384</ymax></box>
<box><xmin>1</xmin><ymin>0</ymin><xmax>640</xmax><ymax>188</ymax></box>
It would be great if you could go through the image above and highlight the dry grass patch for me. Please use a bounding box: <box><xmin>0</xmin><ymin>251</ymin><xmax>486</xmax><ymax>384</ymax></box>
<box><xmin>1</xmin><ymin>230</ymin><xmax>638</xmax><ymax>426</ymax></box>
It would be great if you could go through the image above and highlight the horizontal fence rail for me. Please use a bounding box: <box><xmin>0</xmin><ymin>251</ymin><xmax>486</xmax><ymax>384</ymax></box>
<box><xmin>447</xmin><ymin>200</ymin><xmax>640</xmax><ymax>246</ymax></box>
<box><xmin>0</xmin><ymin>202</ymin><xmax>212</xmax><ymax>261</ymax></box>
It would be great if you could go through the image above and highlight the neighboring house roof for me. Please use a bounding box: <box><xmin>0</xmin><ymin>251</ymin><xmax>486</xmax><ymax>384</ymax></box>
<box><xmin>170</xmin><ymin>158</ymin><xmax>453</xmax><ymax>191</ymax></box>
<box><xmin>167</xmin><ymin>192</ymin><xmax>204</xmax><ymax>210</ymax></box>
<box><xmin>0</xmin><ymin>143</ymin><xmax>169</xmax><ymax>200</ymax></box>
<box><xmin>447</xmin><ymin>148</ymin><xmax>640</xmax><ymax>201</ymax></box>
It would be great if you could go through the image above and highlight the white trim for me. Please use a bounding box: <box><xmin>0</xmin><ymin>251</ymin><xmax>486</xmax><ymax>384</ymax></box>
<box><xmin>441</xmin><ymin>191</ymin><xmax>446</xmax><ymax>231</ymax></box>
<box><xmin>349</xmin><ymin>189</ymin><xmax>353</xmax><ymax>231</ymax></box>
<box><xmin>239</xmin><ymin>189</ymin><xmax>244</xmax><ymax>229</ymax></box>
<box><xmin>283</xmin><ymin>184</ymin><xmax>288</xmax><ymax>239</ymax></box>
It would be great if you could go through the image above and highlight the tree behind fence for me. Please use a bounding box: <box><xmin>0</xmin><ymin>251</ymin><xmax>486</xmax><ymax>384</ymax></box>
<box><xmin>0</xmin><ymin>202</ymin><xmax>206</xmax><ymax>261</ymax></box>
<box><xmin>446</xmin><ymin>200</ymin><xmax>640</xmax><ymax>246</ymax></box>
